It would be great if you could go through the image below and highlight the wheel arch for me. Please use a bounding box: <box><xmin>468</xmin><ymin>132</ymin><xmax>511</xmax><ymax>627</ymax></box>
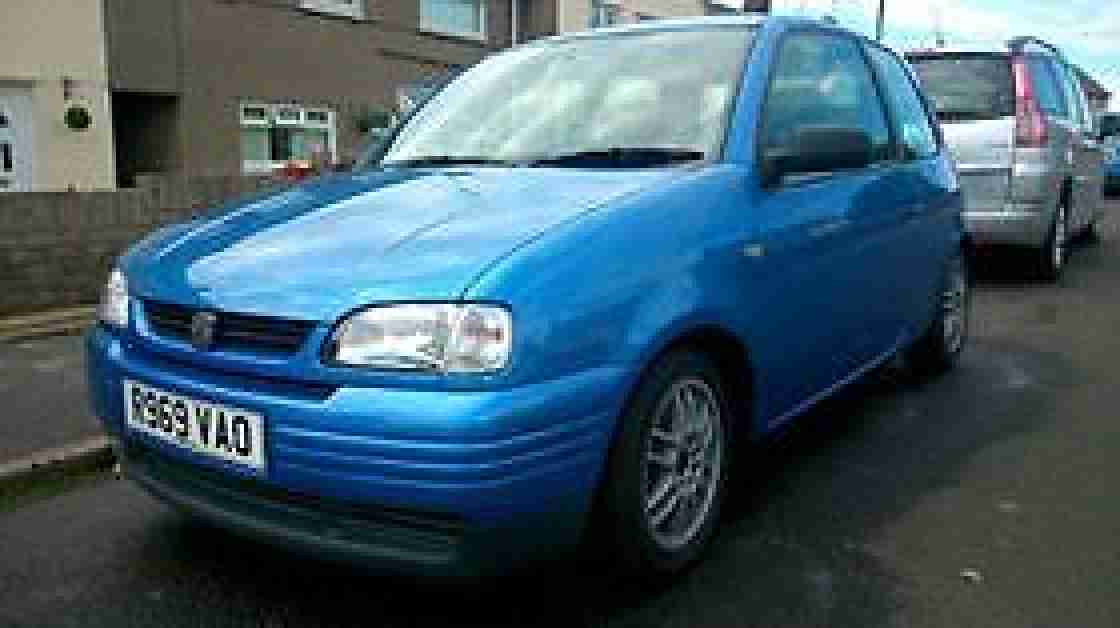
<box><xmin>585</xmin><ymin>322</ymin><xmax>757</xmax><ymax>549</ymax></box>
<box><xmin>616</xmin><ymin>322</ymin><xmax>757</xmax><ymax>447</ymax></box>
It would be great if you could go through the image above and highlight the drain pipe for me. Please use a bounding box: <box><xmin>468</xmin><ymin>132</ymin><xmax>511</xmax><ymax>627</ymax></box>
<box><xmin>511</xmin><ymin>0</ymin><xmax>519</xmax><ymax>45</ymax></box>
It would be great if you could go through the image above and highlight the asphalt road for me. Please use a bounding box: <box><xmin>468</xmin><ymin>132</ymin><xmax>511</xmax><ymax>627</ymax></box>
<box><xmin>2</xmin><ymin>215</ymin><xmax>1120</xmax><ymax>627</ymax></box>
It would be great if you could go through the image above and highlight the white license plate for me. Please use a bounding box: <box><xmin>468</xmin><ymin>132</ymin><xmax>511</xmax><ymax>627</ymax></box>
<box><xmin>124</xmin><ymin>380</ymin><xmax>266</xmax><ymax>473</ymax></box>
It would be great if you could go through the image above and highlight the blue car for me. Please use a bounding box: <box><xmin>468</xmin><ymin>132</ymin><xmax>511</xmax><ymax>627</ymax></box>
<box><xmin>87</xmin><ymin>16</ymin><xmax>967</xmax><ymax>578</ymax></box>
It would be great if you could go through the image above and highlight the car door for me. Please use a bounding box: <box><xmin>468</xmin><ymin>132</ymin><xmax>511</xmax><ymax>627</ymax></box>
<box><xmin>0</xmin><ymin>98</ymin><xmax>23</xmax><ymax>192</ymax></box>
<box><xmin>749</xmin><ymin>30</ymin><xmax>906</xmax><ymax>424</ymax></box>
<box><xmin>1056</xmin><ymin>62</ymin><xmax>1105</xmax><ymax>231</ymax></box>
<box><xmin>866</xmin><ymin>43</ymin><xmax>958</xmax><ymax>340</ymax></box>
<box><xmin>0</xmin><ymin>88</ymin><xmax>34</xmax><ymax>193</ymax></box>
<box><xmin>1024</xmin><ymin>55</ymin><xmax>1081</xmax><ymax>219</ymax></box>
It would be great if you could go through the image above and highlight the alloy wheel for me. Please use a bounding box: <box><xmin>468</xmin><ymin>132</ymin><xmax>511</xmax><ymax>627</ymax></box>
<box><xmin>641</xmin><ymin>377</ymin><xmax>723</xmax><ymax>551</ymax></box>
<box><xmin>941</xmin><ymin>262</ymin><xmax>969</xmax><ymax>356</ymax></box>
<box><xmin>1052</xmin><ymin>204</ymin><xmax>1067</xmax><ymax>271</ymax></box>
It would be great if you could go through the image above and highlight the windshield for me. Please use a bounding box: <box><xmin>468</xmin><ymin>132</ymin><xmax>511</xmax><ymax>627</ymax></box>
<box><xmin>379</xmin><ymin>27</ymin><xmax>754</xmax><ymax>167</ymax></box>
<box><xmin>907</xmin><ymin>53</ymin><xmax>1015</xmax><ymax>121</ymax></box>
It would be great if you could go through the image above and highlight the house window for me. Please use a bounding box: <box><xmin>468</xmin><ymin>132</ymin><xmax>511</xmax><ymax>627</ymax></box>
<box><xmin>590</xmin><ymin>1</ymin><xmax>622</xmax><ymax>28</ymax></box>
<box><xmin>421</xmin><ymin>0</ymin><xmax>487</xmax><ymax>38</ymax></box>
<box><xmin>299</xmin><ymin>0</ymin><xmax>364</xmax><ymax>19</ymax></box>
<box><xmin>240</xmin><ymin>104</ymin><xmax>336</xmax><ymax>174</ymax></box>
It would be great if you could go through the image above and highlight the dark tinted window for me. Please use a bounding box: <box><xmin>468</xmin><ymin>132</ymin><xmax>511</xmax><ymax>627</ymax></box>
<box><xmin>1027</xmin><ymin>56</ymin><xmax>1069</xmax><ymax>118</ymax></box>
<box><xmin>907</xmin><ymin>53</ymin><xmax>1014</xmax><ymax>121</ymax></box>
<box><xmin>868</xmin><ymin>46</ymin><xmax>938</xmax><ymax>160</ymax></box>
<box><xmin>762</xmin><ymin>32</ymin><xmax>891</xmax><ymax>163</ymax></box>
<box><xmin>1101</xmin><ymin>114</ymin><xmax>1120</xmax><ymax>138</ymax></box>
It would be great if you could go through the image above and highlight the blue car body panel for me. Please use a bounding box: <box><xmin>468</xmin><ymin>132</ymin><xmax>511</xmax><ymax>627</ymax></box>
<box><xmin>86</xmin><ymin>16</ymin><xmax>964</xmax><ymax>575</ymax></box>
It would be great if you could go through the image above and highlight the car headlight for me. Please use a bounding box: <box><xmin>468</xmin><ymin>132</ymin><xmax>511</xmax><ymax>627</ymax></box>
<box><xmin>97</xmin><ymin>268</ymin><xmax>130</xmax><ymax>329</ymax></box>
<box><xmin>329</xmin><ymin>304</ymin><xmax>512</xmax><ymax>373</ymax></box>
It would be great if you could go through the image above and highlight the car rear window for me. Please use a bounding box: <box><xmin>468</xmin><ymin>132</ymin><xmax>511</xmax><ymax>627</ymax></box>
<box><xmin>907</xmin><ymin>53</ymin><xmax>1014</xmax><ymax>121</ymax></box>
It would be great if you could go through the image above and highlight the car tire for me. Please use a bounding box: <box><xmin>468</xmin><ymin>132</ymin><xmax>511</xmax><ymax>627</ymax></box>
<box><xmin>600</xmin><ymin>349</ymin><xmax>730</xmax><ymax>577</ymax></box>
<box><xmin>1081</xmin><ymin>219</ymin><xmax>1101</xmax><ymax>244</ymax></box>
<box><xmin>1037</xmin><ymin>202</ymin><xmax>1068</xmax><ymax>281</ymax></box>
<box><xmin>907</xmin><ymin>253</ymin><xmax>969</xmax><ymax>375</ymax></box>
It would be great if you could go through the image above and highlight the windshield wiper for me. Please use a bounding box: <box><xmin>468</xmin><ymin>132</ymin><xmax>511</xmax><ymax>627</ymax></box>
<box><xmin>384</xmin><ymin>156</ymin><xmax>516</xmax><ymax>168</ymax></box>
<box><xmin>527</xmin><ymin>147</ymin><xmax>706</xmax><ymax>167</ymax></box>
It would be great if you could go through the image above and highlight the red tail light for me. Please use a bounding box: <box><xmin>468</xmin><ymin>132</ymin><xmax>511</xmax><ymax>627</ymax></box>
<box><xmin>1012</xmin><ymin>55</ymin><xmax>1047</xmax><ymax>147</ymax></box>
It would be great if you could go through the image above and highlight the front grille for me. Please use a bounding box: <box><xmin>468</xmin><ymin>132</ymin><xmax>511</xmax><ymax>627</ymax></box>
<box><xmin>125</xmin><ymin>441</ymin><xmax>464</xmax><ymax>563</ymax></box>
<box><xmin>144</xmin><ymin>300</ymin><xmax>316</xmax><ymax>355</ymax></box>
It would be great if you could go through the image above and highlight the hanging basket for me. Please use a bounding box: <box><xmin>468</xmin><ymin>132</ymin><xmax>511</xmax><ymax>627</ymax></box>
<box><xmin>64</xmin><ymin>105</ymin><xmax>93</xmax><ymax>132</ymax></box>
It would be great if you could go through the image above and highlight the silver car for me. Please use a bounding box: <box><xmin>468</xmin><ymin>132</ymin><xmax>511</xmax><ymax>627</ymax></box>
<box><xmin>907</xmin><ymin>38</ymin><xmax>1105</xmax><ymax>279</ymax></box>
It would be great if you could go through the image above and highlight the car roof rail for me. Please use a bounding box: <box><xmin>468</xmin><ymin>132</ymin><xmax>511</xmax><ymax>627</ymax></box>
<box><xmin>1007</xmin><ymin>36</ymin><xmax>1062</xmax><ymax>58</ymax></box>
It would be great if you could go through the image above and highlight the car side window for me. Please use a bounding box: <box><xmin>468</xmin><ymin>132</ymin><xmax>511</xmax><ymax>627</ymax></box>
<box><xmin>1054</xmin><ymin>63</ymin><xmax>1084</xmax><ymax>128</ymax></box>
<box><xmin>761</xmin><ymin>32</ymin><xmax>892</xmax><ymax>165</ymax></box>
<box><xmin>1027</xmin><ymin>56</ymin><xmax>1070</xmax><ymax>119</ymax></box>
<box><xmin>867</xmin><ymin>45</ymin><xmax>939</xmax><ymax>161</ymax></box>
<box><xmin>1064</xmin><ymin>66</ymin><xmax>1093</xmax><ymax>134</ymax></box>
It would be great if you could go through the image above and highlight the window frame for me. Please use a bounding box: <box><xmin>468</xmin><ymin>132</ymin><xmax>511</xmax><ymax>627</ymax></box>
<box><xmin>590</xmin><ymin>1</ymin><xmax>623</xmax><ymax>28</ymax></box>
<box><xmin>299</xmin><ymin>0</ymin><xmax>364</xmax><ymax>20</ymax></box>
<box><xmin>754</xmin><ymin>27</ymin><xmax>899</xmax><ymax>185</ymax></box>
<box><xmin>864</xmin><ymin>40</ymin><xmax>943</xmax><ymax>162</ymax></box>
<box><xmin>240</xmin><ymin>103</ymin><xmax>338</xmax><ymax>175</ymax></box>
<box><xmin>420</xmin><ymin>0</ymin><xmax>488</xmax><ymax>40</ymax></box>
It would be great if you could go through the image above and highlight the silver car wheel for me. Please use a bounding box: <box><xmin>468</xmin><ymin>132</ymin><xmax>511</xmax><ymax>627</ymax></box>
<box><xmin>942</xmin><ymin>262</ymin><xmax>968</xmax><ymax>356</ymax></box>
<box><xmin>1052</xmin><ymin>204</ymin><xmax>1067</xmax><ymax>271</ymax></box>
<box><xmin>642</xmin><ymin>377</ymin><xmax>723</xmax><ymax>551</ymax></box>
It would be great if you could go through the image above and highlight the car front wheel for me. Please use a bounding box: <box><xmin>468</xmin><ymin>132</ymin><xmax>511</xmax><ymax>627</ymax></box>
<box><xmin>600</xmin><ymin>350</ymin><xmax>729</xmax><ymax>576</ymax></box>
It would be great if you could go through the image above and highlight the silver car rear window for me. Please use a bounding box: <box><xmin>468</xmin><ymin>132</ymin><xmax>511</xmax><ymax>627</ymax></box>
<box><xmin>907</xmin><ymin>53</ymin><xmax>1014</xmax><ymax>122</ymax></box>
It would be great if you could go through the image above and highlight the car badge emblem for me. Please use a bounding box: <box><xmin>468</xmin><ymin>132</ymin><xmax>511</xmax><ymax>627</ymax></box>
<box><xmin>191</xmin><ymin>311</ymin><xmax>218</xmax><ymax>350</ymax></box>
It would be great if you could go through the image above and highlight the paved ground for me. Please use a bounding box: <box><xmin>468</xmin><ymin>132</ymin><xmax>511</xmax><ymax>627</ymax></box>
<box><xmin>0</xmin><ymin>334</ymin><xmax>101</xmax><ymax>462</ymax></box>
<box><xmin>2</xmin><ymin>214</ymin><xmax>1119</xmax><ymax>627</ymax></box>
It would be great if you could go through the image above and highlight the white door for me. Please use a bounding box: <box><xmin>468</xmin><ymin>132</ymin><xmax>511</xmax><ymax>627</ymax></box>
<box><xmin>0</xmin><ymin>89</ymin><xmax>33</xmax><ymax>192</ymax></box>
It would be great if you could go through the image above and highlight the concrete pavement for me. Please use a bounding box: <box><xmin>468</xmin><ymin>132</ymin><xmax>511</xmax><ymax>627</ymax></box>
<box><xmin>0</xmin><ymin>333</ymin><xmax>109</xmax><ymax>489</ymax></box>
<box><xmin>0</xmin><ymin>334</ymin><xmax>103</xmax><ymax>463</ymax></box>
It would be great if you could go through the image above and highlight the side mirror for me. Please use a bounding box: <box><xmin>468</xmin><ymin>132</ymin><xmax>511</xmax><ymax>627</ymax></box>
<box><xmin>761</xmin><ymin>125</ymin><xmax>875</xmax><ymax>186</ymax></box>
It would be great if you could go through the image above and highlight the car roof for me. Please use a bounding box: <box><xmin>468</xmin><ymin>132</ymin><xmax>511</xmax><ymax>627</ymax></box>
<box><xmin>907</xmin><ymin>38</ymin><xmax>1063</xmax><ymax>58</ymax></box>
<box><xmin>531</xmin><ymin>14</ymin><xmax>839</xmax><ymax>46</ymax></box>
<box><xmin>906</xmin><ymin>46</ymin><xmax>1009</xmax><ymax>56</ymax></box>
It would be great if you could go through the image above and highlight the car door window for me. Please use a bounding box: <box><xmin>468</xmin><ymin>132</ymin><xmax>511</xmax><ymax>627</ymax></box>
<box><xmin>761</xmin><ymin>32</ymin><xmax>892</xmax><ymax>165</ymax></box>
<box><xmin>1054</xmin><ymin>62</ymin><xmax>1086</xmax><ymax>130</ymax></box>
<box><xmin>867</xmin><ymin>45</ymin><xmax>939</xmax><ymax>161</ymax></box>
<box><xmin>1068</xmin><ymin>69</ymin><xmax>1094</xmax><ymax>134</ymax></box>
<box><xmin>1027</xmin><ymin>56</ymin><xmax>1070</xmax><ymax>119</ymax></box>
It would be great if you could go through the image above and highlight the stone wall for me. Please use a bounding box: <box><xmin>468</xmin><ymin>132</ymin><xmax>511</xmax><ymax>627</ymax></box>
<box><xmin>0</xmin><ymin>176</ymin><xmax>274</xmax><ymax>315</ymax></box>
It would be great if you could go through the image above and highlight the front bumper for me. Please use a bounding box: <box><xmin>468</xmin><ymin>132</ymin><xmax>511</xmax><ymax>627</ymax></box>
<box><xmin>963</xmin><ymin>203</ymin><xmax>1051</xmax><ymax>248</ymax></box>
<box><xmin>86</xmin><ymin>327</ymin><xmax>627</xmax><ymax>576</ymax></box>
